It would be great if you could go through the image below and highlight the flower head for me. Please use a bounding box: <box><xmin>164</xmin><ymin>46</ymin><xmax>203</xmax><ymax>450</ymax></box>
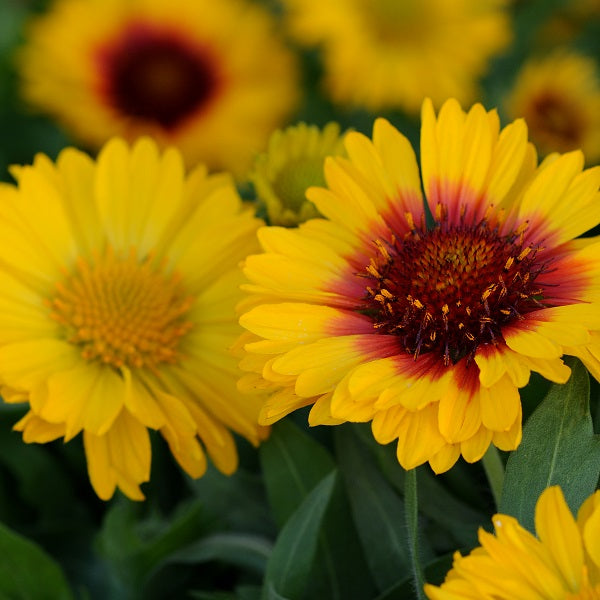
<box><xmin>424</xmin><ymin>486</ymin><xmax>600</xmax><ymax>599</ymax></box>
<box><xmin>250</xmin><ymin>122</ymin><xmax>347</xmax><ymax>227</ymax></box>
<box><xmin>0</xmin><ymin>137</ymin><xmax>268</xmax><ymax>500</ymax></box>
<box><xmin>505</xmin><ymin>51</ymin><xmax>600</xmax><ymax>163</ymax></box>
<box><xmin>239</xmin><ymin>98</ymin><xmax>600</xmax><ymax>473</ymax></box>
<box><xmin>18</xmin><ymin>0</ymin><xmax>299</xmax><ymax>176</ymax></box>
<box><xmin>280</xmin><ymin>0</ymin><xmax>510</xmax><ymax>112</ymax></box>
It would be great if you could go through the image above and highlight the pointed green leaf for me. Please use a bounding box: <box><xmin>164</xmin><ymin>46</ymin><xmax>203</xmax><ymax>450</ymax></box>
<box><xmin>0</xmin><ymin>522</ymin><xmax>74</xmax><ymax>600</ymax></box>
<box><xmin>374</xmin><ymin>552</ymin><xmax>455</xmax><ymax>600</ymax></box>
<box><xmin>304</xmin><ymin>473</ymin><xmax>377</xmax><ymax>600</ymax></box>
<box><xmin>264</xmin><ymin>471</ymin><xmax>336</xmax><ymax>599</ymax></box>
<box><xmin>500</xmin><ymin>358</ymin><xmax>600</xmax><ymax>532</ymax></box>
<box><xmin>259</xmin><ymin>420</ymin><xmax>335</xmax><ymax>527</ymax></box>
<box><xmin>335</xmin><ymin>426</ymin><xmax>411</xmax><ymax>592</ymax></box>
<box><xmin>159</xmin><ymin>532</ymin><xmax>272</xmax><ymax>574</ymax></box>
<box><xmin>351</xmin><ymin>423</ymin><xmax>486</xmax><ymax>548</ymax></box>
<box><xmin>264</xmin><ymin>582</ymin><xmax>291</xmax><ymax>600</ymax></box>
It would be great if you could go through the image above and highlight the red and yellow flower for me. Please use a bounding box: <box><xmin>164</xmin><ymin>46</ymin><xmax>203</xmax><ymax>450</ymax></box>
<box><xmin>18</xmin><ymin>0</ymin><xmax>299</xmax><ymax>175</ymax></box>
<box><xmin>239</xmin><ymin>98</ymin><xmax>600</xmax><ymax>473</ymax></box>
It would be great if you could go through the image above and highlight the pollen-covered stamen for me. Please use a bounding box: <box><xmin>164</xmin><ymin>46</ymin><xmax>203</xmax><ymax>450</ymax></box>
<box><xmin>49</xmin><ymin>247</ymin><xmax>194</xmax><ymax>370</ymax></box>
<box><xmin>361</xmin><ymin>220</ymin><xmax>550</xmax><ymax>365</ymax></box>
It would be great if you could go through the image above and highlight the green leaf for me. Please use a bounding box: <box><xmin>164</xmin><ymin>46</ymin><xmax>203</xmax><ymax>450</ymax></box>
<box><xmin>259</xmin><ymin>420</ymin><xmax>335</xmax><ymax>527</ymax></box>
<box><xmin>188</xmin><ymin>464</ymin><xmax>274</xmax><ymax>536</ymax></box>
<box><xmin>304</xmin><ymin>473</ymin><xmax>376</xmax><ymax>600</ymax></box>
<box><xmin>335</xmin><ymin>426</ymin><xmax>411</xmax><ymax>592</ymax></box>
<box><xmin>98</xmin><ymin>498</ymin><xmax>213</xmax><ymax>589</ymax></box>
<box><xmin>264</xmin><ymin>471</ymin><xmax>336</xmax><ymax>599</ymax></box>
<box><xmin>500</xmin><ymin>358</ymin><xmax>600</xmax><ymax>532</ymax></box>
<box><xmin>260</xmin><ymin>422</ymin><xmax>374</xmax><ymax>598</ymax></box>
<box><xmin>160</xmin><ymin>532</ymin><xmax>272</xmax><ymax>574</ymax></box>
<box><xmin>0</xmin><ymin>521</ymin><xmax>74</xmax><ymax>600</ymax></box>
<box><xmin>374</xmin><ymin>552</ymin><xmax>455</xmax><ymax>600</ymax></box>
<box><xmin>264</xmin><ymin>582</ymin><xmax>291</xmax><ymax>600</ymax></box>
<box><xmin>352</xmin><ymin>424</ymin><xmax>486</xmax><ymax>548</ymax></box>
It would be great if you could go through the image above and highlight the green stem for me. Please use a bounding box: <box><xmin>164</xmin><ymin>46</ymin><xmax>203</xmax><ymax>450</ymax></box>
<box><xmin>405</xmin><ymin>468</ymin><xmax>425</xmax><ymax>600</ymax></box>
<box><xmin>482</xmin><ymin>445</ymin><xmax>505</xmax><ymax>509</ymax></box>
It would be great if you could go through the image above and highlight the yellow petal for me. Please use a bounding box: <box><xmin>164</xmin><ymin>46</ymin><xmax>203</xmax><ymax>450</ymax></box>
<box><xmin>43</xmin><ymin>362</ymin><xmax>125</xmax><ymax>440</ymax></box>
<box><xmin>535</xmin><ymin>486</ymin><xmax>584</xmax><ymax>591</ymax></box>
<box><xmin>480</xmin><ymin>374</ymin><xmax>521</xmax><ymax>432</ymax></box>
<box><xmin>461</xmin><ymin>427</ymin><xmax>493</xmax><ymax>463</ymax></box>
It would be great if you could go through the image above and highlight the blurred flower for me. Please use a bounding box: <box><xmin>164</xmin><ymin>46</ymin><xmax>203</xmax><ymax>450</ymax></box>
<box><xmin>18</xmin><ymin>0</ymin><xmax>299</xmax><ymax>176</ymax></box>
<box><xmin>280</xmin><ymin>0</ymin><xmax>510</xmax><ymax>113</ymax></box>
<box><xmin>424</xmin><ymin>486</ymin><xmax>600</xmax><ymax>599</ymax></box>
<box><xmin>505</xmin><ymin>51</ymin><xmax>600</xmax><ymax>163</ymax></box>
<box><xmin>239</xmin><ymin>98</ymin><xmax>600</xmax><ymax>473</ymax></box>
<box><xmin>0</xmin><ymin>137</ymin><xmax>268</xmax><ymax>500</ymax></box>
<box><xmin>250</xmin><ymin>122</ymin><xmax>347</xmax><ymax>227</ymax></box>
<box><xmin>534</xmin><ymin>0</ymin><xmax>600</xmax><ymax>49</ymax></box>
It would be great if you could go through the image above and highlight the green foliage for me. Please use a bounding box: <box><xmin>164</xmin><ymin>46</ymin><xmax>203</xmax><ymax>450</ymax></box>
<box><xmin>500</xmin><ymin>358</ymin><xmax>600</xmax><ymax>532</ymax></box>
<box><xmin>263</xmin><ymin>471</ymin><xmax>336</xmax><ymax>598</ymax></box>
<box><xmin>0</xmin><ymin>521</ymin><xmax>74</xmax><ymax>600</ymax></box>
<box><xmin>335</xmin><ymin>426</ymin><xmax>411</xmax><ymax>592</ymax></box>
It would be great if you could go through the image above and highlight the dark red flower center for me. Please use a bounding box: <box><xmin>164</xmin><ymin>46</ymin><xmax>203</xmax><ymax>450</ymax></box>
<box><xmin>529</xmin><ymin>92</ymin><xmax>584</xmax><ymax>150</ymax></box>
<box><xmin>97</xmin><ymin>24</ymin><xmax>220</xmax><ymax>129</ymax></box>
<box><xmin>361</xmin><ymin>220</ymin><xmax>551</xmax><ymax>365</ymax></box>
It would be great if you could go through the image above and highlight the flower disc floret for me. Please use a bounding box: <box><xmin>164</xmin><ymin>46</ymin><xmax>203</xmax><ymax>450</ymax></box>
<box><xmin>98</xmin><ymin>23</ymin><xmax>220</xmax><ymax>129</ymax></box>
<box><xmin>49</xmin><ymin>248</ymin><xmax>193</xmax><ymax>370</ymax></box>
<box><xmin>363</xmin><ymin>219</ymin><xmax>546</xmax><ymax>365</ymax></box>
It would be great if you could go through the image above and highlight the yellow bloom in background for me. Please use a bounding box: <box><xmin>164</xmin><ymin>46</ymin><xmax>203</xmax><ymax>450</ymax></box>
<box><xmin>250</xmin><ymin>122</ymin><xmax>347</xmax><ymax>227</ymax></box>
<box><xmin>239</xmin><ymin>98</ymin><xmax>600</xmax><ymax>473</ymax></box>
<box><xmin>505</xmin><ymin>51</ymin><xmax>600</xmax><ymax>164</ymax></box>
<box><xmin>280</xmin><ymin>0</ymin><xmax>510</xmax><ymax>113</ymax></box>
<box><xmin>18</xmin><ymin>0</ymin><xmax>299</xmax><ymax>176</ymax></box>
<box><xmin>534</xmin><ymin>0</ymin><xmax>600</xmax><ymax>49</ymax></box>
<box><xmin>0</xmin><ymin>137</ymin><xmax>268</xmax><ymax>500</ymax></box>
<box><xmin>424</xmin><ymin>486</ymin><xmax>600</xmax><ymax>599</ymax></box>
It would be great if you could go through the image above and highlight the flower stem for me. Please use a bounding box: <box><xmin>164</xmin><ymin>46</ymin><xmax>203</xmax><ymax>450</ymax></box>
<box><xmin>482</xmin><ymin>444</ymin><xmax>504</xmax><ymax>508</ymax></box>
<box><xmin>405</xmin><ymin>468</ymin><xmax>425</xmax><ymax>600</ymax></box>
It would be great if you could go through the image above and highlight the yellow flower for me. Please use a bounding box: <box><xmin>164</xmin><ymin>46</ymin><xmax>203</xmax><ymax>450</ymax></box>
<box><xmin>534</xmin><ymin>0</ymin><xmax>600</xmax><ymax>49</ymax></box>
<box><xmin>424</xmin><ymin>486</ymin><xmax>600</xmax><ymax>599</ymax></box>
<box><xmin>280</xmin><ymin>0</ymin><xmax>510</xmax><ymax>112</ymax></box>
<box><xmin>18</xmin><ymin>0</ymin><xmax>299</xmax><ymax>176</ymax></box>
<box><xmin>250</xmin><ymin>122</ymin><xmax>347</xmax><ymax>227</ymax></box>
<box><xmin>505</xmin><ymin>50</ymin><xmax>600</xmax><ymax>164</ymax></box>
<box><xmin>239</xmin><ymin>98</ymin><xmax>600</xmax><ymax>473</ymax></box>
<box><xmin>0</xmin><ymin>137</ymin><xmax>268</xmax><ymax>500</ymax></box>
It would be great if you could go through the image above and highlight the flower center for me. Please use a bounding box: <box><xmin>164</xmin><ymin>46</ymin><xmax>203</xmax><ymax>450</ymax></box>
<box><xmin>97</xmin><ymin>23</ymin><xmax>220</xmax><ymax>129</ymax></box>
<box><xmin>360</xmin><ymin>220</ymin><xmax>549</xmax><ymax>365</ymax></box>
<box><xmin>48</xmin><ymin>248</ymin><xmax>194</xmax><ymax>370</ymax></box>
<box><xmin>529</xmin><ymin>92</ymin><xmax>584</xmax><ymax>151</ymax></box>
<box><xmin>272</xmin><ymin>157</ymin><xmax>326</xmax><ymax>213</ymax></box>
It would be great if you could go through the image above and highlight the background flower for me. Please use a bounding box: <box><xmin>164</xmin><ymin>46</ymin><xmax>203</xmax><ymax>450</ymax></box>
<box><xmin>0</xmin><ymin>137</ymin><xmax>268</xmax><ymax>500</ymax></box>
<box><xmin>17</xmin><ymin>0</ymin><xmax>299</xmax><ymax>176</ymax></box>
<box><xmin>249</xmin><ymin>122</ymin><xmax>347</xmax><ymax>227</ymax></box>
<box><xmin>280</xmin><ymin>0</ymin><xmax>511</xmax><ymax>112</ymax></box>
<box><xmin>505</xmin><ymin>50</ymin><xmax>600</xmax><ymax>163</ymax></box>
